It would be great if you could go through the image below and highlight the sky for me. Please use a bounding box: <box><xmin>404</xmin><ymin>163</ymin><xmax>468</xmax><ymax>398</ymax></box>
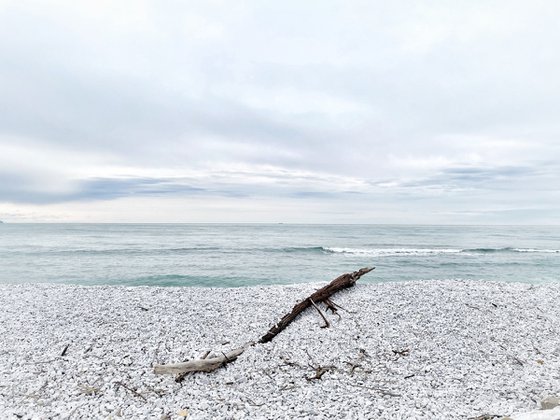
<box><xmin>0</xmin><ymin>1</ymin><xmax>559</xmax><ymax>224</ymax></box>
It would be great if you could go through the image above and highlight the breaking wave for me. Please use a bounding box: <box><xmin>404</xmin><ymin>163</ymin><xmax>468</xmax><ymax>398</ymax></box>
<box><xmin>323</xmin><ymin>247</ymin><xmax>463</xmax><ymax>257</ymax></box>
<box><xmin>464</xmin><ymin>247</ymin><xmax>560</xmax><ymax>254</ymax></box>
<box><xmin>322</xmin><ymin>247</ymin><xmax>560</xmax><ymax>257</ymax></box>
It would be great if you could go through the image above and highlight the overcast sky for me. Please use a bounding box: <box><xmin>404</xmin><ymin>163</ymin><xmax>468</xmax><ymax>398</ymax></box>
<box><xmin>1</xmin><ymin>1</ymin><xmax>559</xmax><ymax>223</ymax></box>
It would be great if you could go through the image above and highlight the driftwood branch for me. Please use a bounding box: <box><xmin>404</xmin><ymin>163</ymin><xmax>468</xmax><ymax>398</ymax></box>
<box><xmin>154</xmin><ymin>346</ymin><xmax>248</xmax><ymax>375</ymax></box>
<box><xmin>259</xmin><ymin>267</ymin><xmax>374</xmax><ymax>343</ymax></box>
<box><xmin>153</xmin><ymin>267</ymin><xmax>374</xmax><ymax>376</ymax></box>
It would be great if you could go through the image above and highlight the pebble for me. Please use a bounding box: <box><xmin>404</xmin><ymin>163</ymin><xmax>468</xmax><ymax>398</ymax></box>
<box><xmin>540</xmin><ymin>396</ymin><xmax>560</xmax><ymax>410</ymax></box>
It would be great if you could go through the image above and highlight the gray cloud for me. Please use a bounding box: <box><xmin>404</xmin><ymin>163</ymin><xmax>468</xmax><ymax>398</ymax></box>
<box><xmin>0</xmin><ymin>174</ymin><xmax>206</xmax><ymax>204</ymax></box>
<box><xmin>398</xmin><ymin>165</ymin><xmax>539</xmax><ymax>192</ymax></box>
<box><xmin>0</xmin><ymin>1</ymin><xmax>559</xmax><ymax>223</ymax></box>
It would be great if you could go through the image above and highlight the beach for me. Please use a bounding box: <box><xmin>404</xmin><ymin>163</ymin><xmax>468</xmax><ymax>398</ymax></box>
<box><xmin>1</xmin><ymin>280</ymin><xmax>559</xmax><ymax>419</ymax></box>
<box><xmin>3</xmin><ymin>0</ymin><xmax>560</xmax><ymax>418</ymax></box>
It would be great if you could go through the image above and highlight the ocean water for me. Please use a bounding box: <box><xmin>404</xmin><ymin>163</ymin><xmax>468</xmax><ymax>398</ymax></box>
<box><xmin>0</xmin><ymin>224</ymin><xmax>558</xmax><ymax>287</ymax></box>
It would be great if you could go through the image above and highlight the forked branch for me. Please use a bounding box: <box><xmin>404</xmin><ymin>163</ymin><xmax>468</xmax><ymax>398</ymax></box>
<box><xmin>153</xmin><ymin>267</ymin><xmax>374</xmax><ymax>376</ymax></box>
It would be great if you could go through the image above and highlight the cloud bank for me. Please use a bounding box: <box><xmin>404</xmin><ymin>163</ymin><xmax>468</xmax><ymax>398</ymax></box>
<box><xmin>1</xmin><ymin>1</ymin><xmax>559</xmax><ymax>223</ymax></box>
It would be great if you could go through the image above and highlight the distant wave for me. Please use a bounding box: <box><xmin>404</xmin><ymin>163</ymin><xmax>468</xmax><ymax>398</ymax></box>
<box><xmin>464</xmin><ymin>247</ymin><xmax>560</xmax><ymax>254</ymax></box>
<box><xmin>324</xmin><ymin>247</ymin><xmax>463</xmax><ymax>257</ymax></box>
<box><xmin>167</xmin><ymin>246</ymin><xmax>222</xmax><ymax>252</ymax></box>
<box><xmin>278</xmin><ymin>246</ymin><xmax>329</xmax><ymax>254</ymax></box>
<box><xmin>37</xmin><ymin>246</ymin><xmax>222</xmax><ymax>256</ymax></box>
<box><xmin>20</xmin><ymin>245</ymin><xmax>560</xmax><ymax>258</ymax></box>
<box><xmin>463</xmin><ymin>247</ymin><xmax>512</xmax><ymax>253</ymax></box>
<box><xmin>511</xmin><ymin>248</ymin><xmax>560</xmax><ymax>253</ymax></box>
<box><xmin>323</xmin><ymin>246</ymin><xmax>560</xmax><ymax>257</ymax></box>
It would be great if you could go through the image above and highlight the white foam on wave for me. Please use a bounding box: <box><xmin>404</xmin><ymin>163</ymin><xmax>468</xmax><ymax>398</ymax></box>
<box><xmin>324</xmin><ymin>247</ymin><xmax>463</xmax><ymax>257</ymax></box>
<box><xmin>513</xmin><ymin>248</ymin><xmax>560</xmax><ymax>253</ymax></box>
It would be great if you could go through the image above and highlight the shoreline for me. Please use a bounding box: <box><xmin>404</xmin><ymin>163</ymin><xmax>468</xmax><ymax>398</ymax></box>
<box><xmin>1</xmin><ymin>280</ymin><xmax>559</xmax><ymax>419</ymax></box>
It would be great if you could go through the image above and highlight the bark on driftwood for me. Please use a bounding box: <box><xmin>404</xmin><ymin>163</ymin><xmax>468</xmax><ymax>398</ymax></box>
<box><xmin>153</xmin><ymin>267</ymin><xmax>374</xmax><ymax>376</ymax></box>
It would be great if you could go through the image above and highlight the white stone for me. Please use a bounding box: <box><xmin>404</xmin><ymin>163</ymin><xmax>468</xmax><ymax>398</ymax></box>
<box><xmin>541</xmin><ymin>396</ymin><xmax>560</xmax><ymax>410</ymax></box>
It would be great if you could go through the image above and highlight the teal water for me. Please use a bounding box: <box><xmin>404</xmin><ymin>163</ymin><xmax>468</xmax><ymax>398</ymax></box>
<box><xmin>0</xmin><ymin>224</ymin><xmax>558</xmax><ymax>286</ymax></box>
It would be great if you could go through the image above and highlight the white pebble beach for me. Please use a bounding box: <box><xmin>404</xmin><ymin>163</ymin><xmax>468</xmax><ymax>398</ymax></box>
<box><xmin>1</xmin><ymin>280</ymin><xmax>559</xmax><ymax>419</ymax></box>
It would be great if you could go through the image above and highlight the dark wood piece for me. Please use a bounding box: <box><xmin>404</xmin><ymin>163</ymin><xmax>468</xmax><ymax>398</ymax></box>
<box><xmin>259</xmin><ymin>267</ymin><xmax>374</xmax><ymax>343</ymax></box>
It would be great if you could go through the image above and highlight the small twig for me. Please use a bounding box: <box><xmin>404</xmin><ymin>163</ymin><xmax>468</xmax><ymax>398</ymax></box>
<box><xmin>262</xmin><ymin>369</ymin><xmax>276</xmax><ymax>381</ymax></box>
<box><xmin>61</xmin><ymin>344</ymin><xmax>70</xmax><ymax>357</ymax></box>
<box><xmin>305</xmin><ymin>366</ymin><xmax>334</xmax><ymax>381</ymax></box>
<box><xmin>79</xmin><ymin>384</ymin><xmax>102</xmax><ymax>396</ymax></box>
<box><xmin>137</xmin><ymin>306</ymin><xmax>149</xmax><ymax>311</ymax></box>
<box><xmin>309</xmin><ymin>298</ymin><xmax>330</xmax><ymax>328</ymax></box>
<box><xmin>115</xmin><ymin>381</ymin><xmax>147</xmax><ymax>402</ymax></box>
<box><xmin>323</xmin><ymin>298</ymin><xmax>338</xmax><ymax>313</ymax></box>
<box><xmin>533</xmin><ymin>345</ymin><xmax>543</xmax><ymax>355</ymax></box>
<box><xmin>512</xmin><ymin>356</ymin><xmax>524</xmax><ymax>366</ymax></box>
<box><xmin>324</xmin><ymin>298</ymin><xmax>343</xmax><ymax>321</ymax></box>
<box><xmin>304</xmin><ymin>348</ymin><xmax>315</xmax><ymax>365</ymax></box>
<box><xmin>302</xmin><ymin>349</ymin><xmax>335</xmax><ymax>380</ymax></box>
<box><xmin>245</xmin><ymin>397</ymin><xmax>266</xmax><ymax>407</ymax></box>
<box><xmin>499</xmin><ymin>345</ymin><xmax>525</xmax><ymax>366</ymax></box>
<box><xmin>343</xmin><ymin>360</ymin><xmax>362</xmax><ymax>375</ymax></box>
<box><xmin>392</xmin><ymin>348</ymin><xmax>410</xmax><ymax>357</ymax></box>
<box><xmin>280</xmin><ymin>384</ymin><xmax>299</xmax><ymax>391</ymax></box>
<box><xmin>281</xmin><ymin>358</ymin><xmax>305</xmax><ymax>369</ymax></box>
<box><xmin>358</xmin><ymin>348</ymin><xmax>370</xmax><ymax>358</ymax></box>
<box><xmin>404</xmin><ymin>374</ymin><xmax>415</xmax><ymax>379</ymax></box>
<box><xmin>328</xmin><ymin>299</ymin><xmax>357</xmax><ymax>314</ymax></box>
<box><xmin>25</xmin><ymin>359</ymin><xmax>57</xmax><ymax>365</ymax></box>
<box><xmin>465</xmin><ymin>303</ymin><xmax>481</xmax><ymax>311</ymax></box>
<box><xmin>38</xmin><ymin>380</ymin><xmax>49</xmax><ymax>394</ymax></box>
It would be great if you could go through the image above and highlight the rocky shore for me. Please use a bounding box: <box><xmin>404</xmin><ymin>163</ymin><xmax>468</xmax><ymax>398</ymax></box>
<box><xmin>1</xmin><ymin>280</ymin><xmax>559</xmax><ymax>419</ymax></box>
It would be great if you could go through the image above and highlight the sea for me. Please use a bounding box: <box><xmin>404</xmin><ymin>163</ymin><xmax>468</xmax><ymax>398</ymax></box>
<box><xmin>0</xmin><ymin>224</ymin><xmax>558</xmax><ymax>287</ymax></box>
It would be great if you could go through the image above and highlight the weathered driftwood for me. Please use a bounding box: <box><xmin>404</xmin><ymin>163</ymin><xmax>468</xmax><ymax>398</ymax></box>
<box><xmin>259</xmin><ymin>267</ymin><xmax>374</xmax><ymax>343</ymax></box>
<box><xmin>153</xmin><ymin>267</ymin><xmax>374</xmax><ymax>376</ymax></box>
<box><xmin>154</xmin><ymin>346</ymin><xmax>248</xmax><ymax>375</ymax></box>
